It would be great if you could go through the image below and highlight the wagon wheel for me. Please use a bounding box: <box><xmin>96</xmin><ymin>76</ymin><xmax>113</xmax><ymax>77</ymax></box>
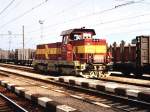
<box><xmin>81</xmin><ymin>72</ymin><xmax>90</xmax><ymax>78</ymax></box>
<box><xmin>95</xmin><ymin>71</ymin><xmax>99</xmax><ymax>78</ymax></box>
<box><xmin>98</xmin><ymin>71</ymin><xmax>103</xmax><ymax>78</ymax></box>
<box><xmin>122</xmin><ymin>71</ymin><xmax>130</xmax><ymax>76</ymax></box>
<box><xmin>133</xmin><ymin>70</ymin><xmax>143</xmax><ymax>77</ymax></box>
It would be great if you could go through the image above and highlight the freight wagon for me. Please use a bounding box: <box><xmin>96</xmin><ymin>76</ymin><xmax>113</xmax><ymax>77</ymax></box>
<box><xmin>0</xmin><ymin>49</ymin><xmax>15</xmax><ymax>63</ymax></box>
<box><xmin>14</xmin><ymin>49</ymin><xmax>35</xmax><ymax>65</ymax></box>
<box><xmin>0</xmin><ymin>49</ymin><xmax>9</xmax><ymax>62</ymax></box>
<box><xmin>0</xmin><ymin>49</ymin><xmax>35</xmax><ymax>66</ymax></box>
<box><xmin>111</xmin><ymin>36</ymin><xmax>150</xmax><ymax>76</ymax></box>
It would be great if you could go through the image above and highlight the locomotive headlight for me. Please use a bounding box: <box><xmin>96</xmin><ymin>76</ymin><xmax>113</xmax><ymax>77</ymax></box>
<box><xmin>87</xmin><ymin>43</ymin><xmax>90</xmax><ymax>45</ymax></box>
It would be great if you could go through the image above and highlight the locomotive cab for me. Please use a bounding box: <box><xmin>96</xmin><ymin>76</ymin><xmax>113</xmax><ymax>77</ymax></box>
<box><xmin>60</xmin><ymin>28</ymin><xmax>96</xmax><ymax>62</ymax></box>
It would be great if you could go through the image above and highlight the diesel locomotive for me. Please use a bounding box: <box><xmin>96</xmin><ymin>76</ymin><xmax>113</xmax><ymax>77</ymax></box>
<box><xmin>33</xmin><ymin>28</ymin><xmax>111</xmax><ymax>78</ymax></box>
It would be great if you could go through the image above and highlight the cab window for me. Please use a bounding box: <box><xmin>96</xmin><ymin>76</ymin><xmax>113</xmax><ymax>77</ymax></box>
<box><xmin>83</xmin><ymin>33</ymin><xmax>92</xmax><ymax>39</ymax></box>
<box><xmin>62</xmin><ymin>36</ymin><xmax>68</xmax><ymax>44</ymax></box>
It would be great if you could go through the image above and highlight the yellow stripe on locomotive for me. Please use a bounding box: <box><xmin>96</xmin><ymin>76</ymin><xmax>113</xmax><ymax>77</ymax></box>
<box><xmin>75</xmin><ymin>45</ymin><xmax>106</xmax><ymax>54</ymax></box>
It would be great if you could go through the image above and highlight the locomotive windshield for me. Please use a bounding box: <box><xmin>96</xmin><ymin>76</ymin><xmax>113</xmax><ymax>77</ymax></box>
<box><xmin>72</xmin><ymin>33</ymin><xmax>92</xmax><ymax>40</ymax></box>
<box><xmin>73</xmin><ymin>34</ymin><xmax>82</xmax><ymax>40</ymax></box>
<box><xmin>83</xmin><ymin>33</ymin><xmax>92</xmax><ymax>39</ymax></box>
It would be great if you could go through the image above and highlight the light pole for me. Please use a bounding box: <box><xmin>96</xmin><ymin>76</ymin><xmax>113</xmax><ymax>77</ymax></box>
<box><xmin>8</xmin><ymin>31</ymin><xmax>12</xmax><ymax>62</ymax></box>
<box><xmin>39</xmin><ymin>20</ymin><xmax>44</xmax><ymax>38</ymax></box>
<box><xmin>8</xmin><ymin>31</ymin><xmax>12</xmax><ymax>52</ymax></box>
<box><xmin>22</xmin><ymin>25</ymin><xmax>24</xmax><ymax>60</ymax></box>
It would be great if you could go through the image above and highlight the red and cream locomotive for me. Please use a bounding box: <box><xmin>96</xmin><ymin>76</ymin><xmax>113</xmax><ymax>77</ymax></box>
<box><xmin>33</xmin><ymin>28</ymin><xmax>111</xmax><ymax>78</ymax></box>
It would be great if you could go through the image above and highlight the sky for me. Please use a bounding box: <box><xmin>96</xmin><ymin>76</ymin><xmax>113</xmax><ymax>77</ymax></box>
<box><xmin>0</xmin><ymin>0</ymin><xmax>150</xmax><ymax>50</ymax></box>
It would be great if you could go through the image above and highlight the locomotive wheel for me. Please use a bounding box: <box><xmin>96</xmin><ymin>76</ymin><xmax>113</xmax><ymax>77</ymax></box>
<box><xmin>82</xmin><ymin>71</ymin><xmax>110</xmax><ymax>79</ymax></box>
<box><xmin>98</xmin><ymin>71</ymin><xmax>110</xmax><ymax>78</ymax></box>
<box><xmin>98</xmin><ymin>71</ymin><xmax>103</xmax><ymax>78</ymax></box>
<box><xmin>89</xmin><ymin>71</ymin><xmax>96</xmax><ymax>78</ymax></box>
<box><xmin>122</xmin><ymin>71</ymin><xmax>130</xmax><ymax>76</ymax></box>
<box><xmin>58</xmin><ymin>68</ymin><xmax>63</xmax><ymax>75</ymax></box>
<box><xmin>89</xmin><ymin>71</ymin><xmax>100</xmax><ymax>78</ymax></box>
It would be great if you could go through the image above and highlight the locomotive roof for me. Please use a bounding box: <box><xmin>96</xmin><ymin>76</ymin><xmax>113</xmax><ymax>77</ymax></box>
<box><xmin>60</xmin><ymin>28</ymin><xmax>96</xmax><ymax>36</ymax></box>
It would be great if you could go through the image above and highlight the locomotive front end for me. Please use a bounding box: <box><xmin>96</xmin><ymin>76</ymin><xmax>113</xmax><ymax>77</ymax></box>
<box><xmin>80</xmin><ymin>39</ymin><xmax>109</xmax><ymax>78</ymax></box>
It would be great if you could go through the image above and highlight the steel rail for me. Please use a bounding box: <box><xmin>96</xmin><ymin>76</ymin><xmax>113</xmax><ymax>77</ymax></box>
<box><xmin>0</xmin><ymin>92</ymin><xmax>28</xmax><ymax>112</ymax></box>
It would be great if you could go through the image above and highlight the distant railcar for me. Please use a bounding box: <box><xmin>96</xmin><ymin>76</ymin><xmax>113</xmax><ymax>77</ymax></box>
<box><xmin>0</xmin><ymin>49</ymin><xmax>12</xmax><ymax>62</ymax></box>
<box><xmin>111</xmin><ymin>36</ymin><xmax>150</xmax><ymax>76</ymax></box>
<box><xmin>14</xmin><ymin>49</ymin><xmax>35</xmax><ymax>65</ymax></box>
<box><xmin>0</xmin><ymin>49</ymin><xmax>35</xmax><ymax>66</ymax></box>
<box><xmin>33</xmin><ymin>28</ymin><xmax>110</xmax><ymax>78</ymax></box>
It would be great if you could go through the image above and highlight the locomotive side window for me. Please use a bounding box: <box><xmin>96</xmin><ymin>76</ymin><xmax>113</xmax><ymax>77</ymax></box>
<box><xmin>62</xmin><ymin>35</ymin><xmax>69</xmax><ymax>44</ymax></box>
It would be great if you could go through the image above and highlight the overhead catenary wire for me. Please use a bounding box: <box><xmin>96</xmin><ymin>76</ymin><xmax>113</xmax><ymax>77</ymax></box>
<box><xmin>25</xmin><ymin>0</ymin><xmax>87</xmax><ymax>29</ymax></box>
<box><xmin>44</xmin><ymin>0</ymin><xmax>86</xmax><ymax>21</ymax></box>
<box><xmin>0</xmin><ymin>34</ymin><xmax>22</xmax><ymax>36</ymax></box>
<box><xmin>138</xmin><ymin>0</ymin><xmax>150</xmax><ymax>5</ymax></box>
<box><xmin>26</xmin><ymin>0</ymin><xmax>145</xmax><ymax>35</ymax></box>
<box><xmin>89</xmin><ymin>12</ymin><xmax>150</xmax><ymax>27</ymax></box>
<box><xmin>99</xmin><ymin>20</ymin><xmax>150</xmax><ymax>33</ymax></box>
<box><xmin>105</xmin><ymin>27</ymin><xmax>150</xmax><ymax>36</ymax></box>
<box><xmin>0</xmin><ymin>0</ymin><xmax>48</xmax><ymax>30</ymax></box>
<box><xmin>0</xmin><ymin>0</ymin><xmax>24</xmax><ymax>19</ymax></box>
<box><xmin>0</xmin><ymin>0</ymin><xmax>15</xmax><ymax>16</ymax></box>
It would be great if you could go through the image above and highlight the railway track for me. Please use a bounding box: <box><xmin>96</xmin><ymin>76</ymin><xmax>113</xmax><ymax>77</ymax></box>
<box><xmin>0</xmin><ymin>66</ymin><xmax>149</xmax><ymax>112</ymax></box>
<box><xmin>0</xmin><ymin>63</ymin><xmax>34</xmax><ymax>73</ymax></box>
<box><xmin>0</xmin><ymin>92</ymin><xmax>26</xmax><ymax>112</ymax></box>
<box><xmin>0</xmin><ymin>63</ymin><xmax>149</xmax><ymax>88</ymax></box>
<box><xmin>110</xmin><ymin>72</ymin><xmax>150</xmax><ymax>81</ymax></box>
<box><xmin>0</xmin><ymin>85</ymin><xmax>44</xmax><ymax>112</ymax></box>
